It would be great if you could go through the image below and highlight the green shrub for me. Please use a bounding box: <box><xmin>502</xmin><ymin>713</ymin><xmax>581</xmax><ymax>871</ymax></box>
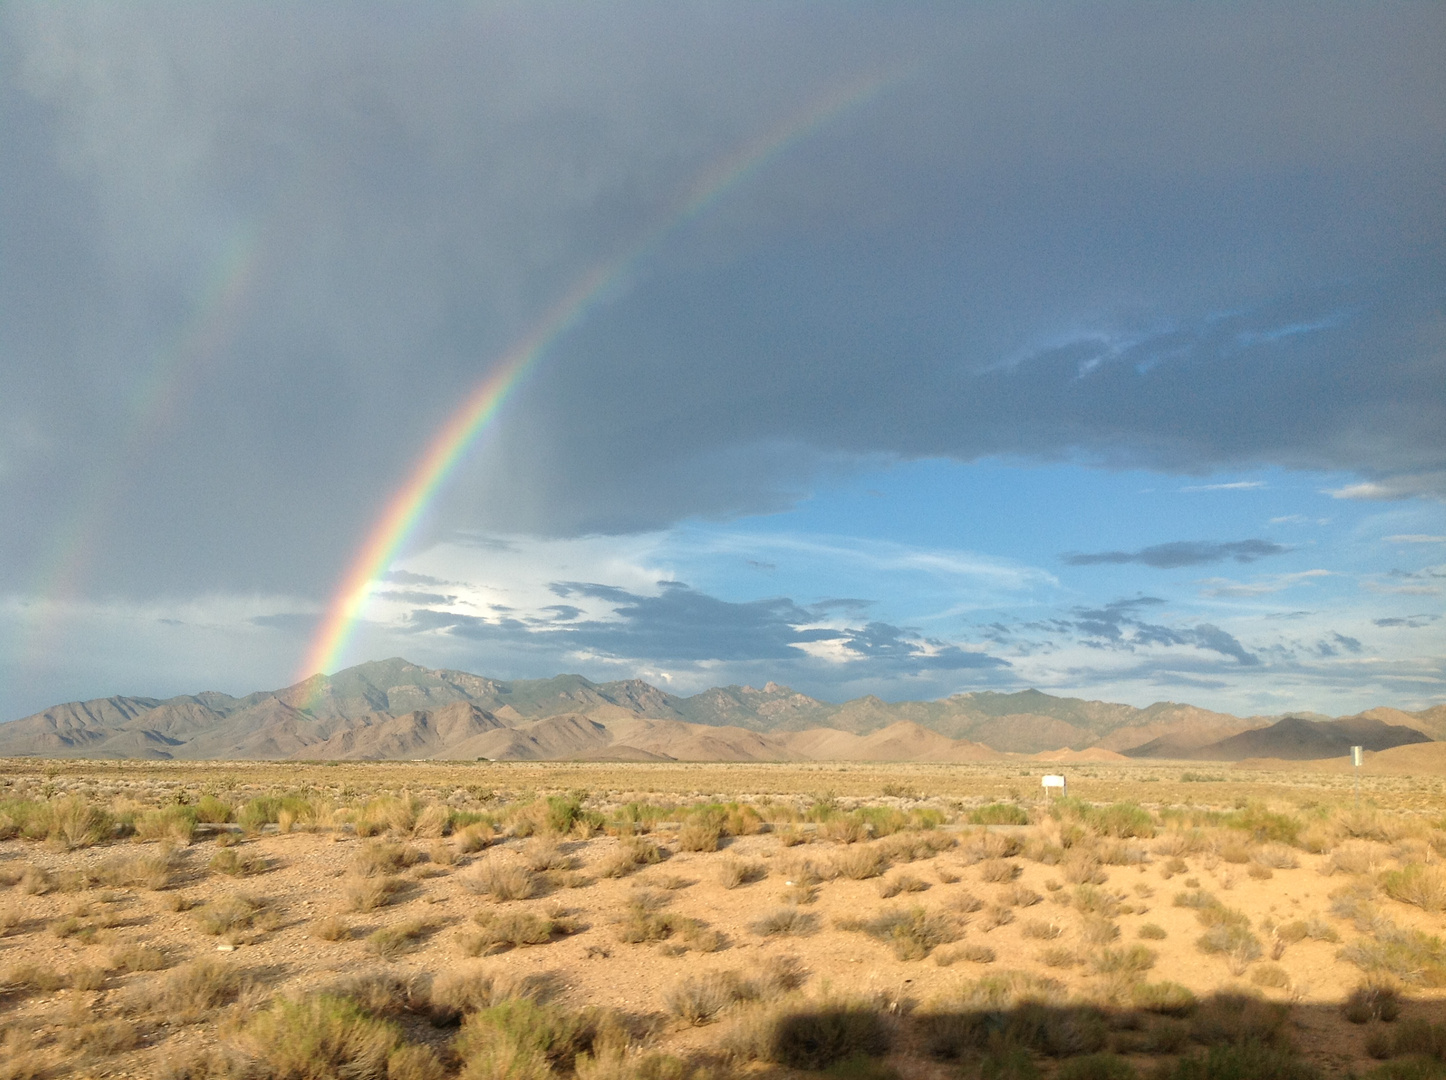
<box><xmin>454</xmin><ymin>998</ymin><xmax>604</xmax><ymax>1076</ymax></box>
<box><xmin>1381</xmin><ymin>864</ymin><xmax>1446</xmax><ymax>914</ymax></box>
<box><xmin>1163</xmin><ymin>1043</ymin><xmax>1319</xmax><ymax>1079</ymax></box>
<box><xmin>1390</xmin><ymin>1019</ymin><xmax>1446</xmax><ymax>1060</ymax></box>
<box><xmin>969</xmin><ymin>804</ymin><xmax>1030</xmax><ymax>826</ymax></box>
<box><xmin>237</xmin><ymin>994</ymin><xmax>402</xmax><ymax>1078</ymax></box>
<box><xmin>1090</xmin><ymin>803</ymin><xmax>1155</xmax><ymax>839</ymax></box>
<box><xmin>837</xmin><ymin>905</ymin><xmax>961</xmax><ymax>961</ymax></box>
<box><xmin>1222</xmin><ymin>805</ymin><xmax>1302</xmax><ymax>846</ymax></box>
<box><xmin>739</xmin><ymin>999</ymin><xmax>891</xmax><ymax>1070</ymax></box>
<box><xmin>1189</xmin><ymin>992</ymin><xmax>1291</xmax><ymax>1049</ymax></box>
<box><xmin>1131</xmin><ymin>982</ymin><xmax>1196</xmax><ymax>1016</ymax></box>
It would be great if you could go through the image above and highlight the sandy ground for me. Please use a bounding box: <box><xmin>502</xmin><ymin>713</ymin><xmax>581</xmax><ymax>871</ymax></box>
<box><xmin>2</xmin><ymin>811</ymin><xmax>1444</xmax><ymax>1078</ymax></box>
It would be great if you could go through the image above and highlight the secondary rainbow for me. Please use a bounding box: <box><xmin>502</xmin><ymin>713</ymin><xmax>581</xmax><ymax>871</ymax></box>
<box><xmin>297</xmin><ymin>73</ymin><xmax>897</xmax><ymax>690</ymax></box>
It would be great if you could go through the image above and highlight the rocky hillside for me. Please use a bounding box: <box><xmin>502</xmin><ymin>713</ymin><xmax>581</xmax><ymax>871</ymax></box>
<box><xmin>0</xmin><ymin>657</ymin><xmax>1438</xmax><ymax>762</ymax></box>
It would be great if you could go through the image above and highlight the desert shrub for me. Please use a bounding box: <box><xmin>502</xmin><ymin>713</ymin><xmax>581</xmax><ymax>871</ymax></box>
<box><xmin>718</xmin><ymin>858</ymin><xmax>766</xmax><ymax>889</ymax></box>
<box><xmin>1342</xmin><ymin>983</ymin><xmax>1401</xmax><ymax>1024</ymax></box>
<box><xmin>1254</xmin><ymin>845</ymin><xmax>1299</xmax><ymax>869</ymax></box>
<box><xmin>1381</xmin><ymin>864</ymin><xmax>1446</xmax><ymax>913</ymax></box>
<box><xmin>354</xmin><ymin>840</ymin><xmax>423</xmax><ymax>877</ymax></box>
<box><xmin>879</xmin><ymin>830</ymin><xmax>955</xmax><ymax>862</ymax></box>
<box><xmin>970</xmin><ymin>803</ymin><xmax>1030</xmax><ymax>826</ymax></box>
<box><xmin>1330</xmin><ymin>842</ymin><xmax>1391</xmax><ymax>877</ymax></box>
<box><xmin>729</xmin><ymin>997</ymin><xmax>891</xmax><ymax>1070</ymax></box>
<box><xmin>110</xmin><ymin>944</ymin><xmax>167</xmax><ymax>972</ymax></box>
<box><xmin>665</xmin><ymin>970</ymin><xmax>757</xmax><ymax>1025</ymax></box>
<box><xmin>1140</xmin><ymin>923</ymin><xmax>1167</xmax><ymax>939</ymax></box>
<box><xmin>1074</xmin><ymin>885</ymin><xmax>1121</xmax><ymax>917</ymax></box>
<box><xmin>455</xmin><ymin>822</ymin><xmax>496</xmax><ymax>854</ymax></box>
<box><xmin>430</xmin><ymin>966</ymin><xmax>550</xmax><ymax>1023</ymax></box>
<box><xmin>833</xmin><ymin>845</ymin><xmax>889</xmax><ymax>880</ymax></box>
<box><xmin>877</xmin><ymin>873</ymin><xmax>929</xmax><ymax>898</ymax></box>
<box><xmin>96</xmin><ymin>848</ymin><xmax>176</xmax><ymax>889</ymax></box>
<box><xmin>236</xmin><ymin>993</ymin><xmax>402</xmax><ymax>1078</ymax></box>
<box><xmin>960</xmin><ymin>830</ymin><xmax>1023</xmax><ymax>864</ymax></box>
<box><xmin>838</xmin><ymin>905</ymin><xmax>961</xmax><ymax>960</ymax></box>
<box><xmin>209</xmin><ymin>847</ymin><xmax>269</xmax><ymax>877</ymax></box>
<box><xmin>1222</xmin><ymin>804</ymin><xmax>1301</xmax><ymax>846</ymax></box>
<box><xmin>1056</xmin><ymin>1055</ymin><xmax>1137</xmax><ymax>1080</ymax></box>
<box><xmin>1087</xmin><ymin>803</ymin><xmax>1156</xmax><ymax>839</ymax></box>
<box><xmin>461</xmin><ymin>907</ymin><xmax>579</xmax><ymax>955</ymax></box>
<box><xmin>950</xmin><ymin>891</ymin><xmax>985</xmax><ymax>914</ymax></box>
<box><xmin>678</xmin><ymin>821</ymin><xmax>722</xmax><ymax>852</ymax></box>
<box><xmin>134</xmin><ymin>805</ymin><xmax>197</xmax><ymax>844</ymax></box>
<box><xmin>1089</xmin><ymin>944</ymin><xmax>1156</xmax><ymax>976</ymax></box>
<box><xmin>979</xmin><ymin>859</ymin><xmax>1021</xmax><ymax>884</ymax></box>
<box><xmin>1040</xmin><ymin>946</ymin><xmax>1077</xmax><ymax>968</ymax></box>
<box><xmin>1080</xmin><ymin>917</ymin><xmax>1120</xmax><ymax>945</ymax></box>
<box><xmin>128</xmin><ymin>957</ymin><xmax>247</xmax><ymax>1022</ymax></box>
<box><xmin>192</xmin><ymin>794</ymin><xmax>232</xmax><ymax>823</ymax></box>
<box><xmin>1160</xmin><ymin>1043</ymin><xmax>1319</xmax><ymax>1080</ymax></box>
<box><xmin>45</xmin><ymin>797</ymin><xmax>115</xmax><ymax>849</ymax></box>
<box><xmin>193</xmin><ymin>892</ymin><xmax>266</xmax><ymax>935</ymax></box>
<box><xmin>368</xmin><ymin>918</ymin><xmax>434</xmax><ymax>959</ymax></box>
<box><xmin>1002</xmin><ymin>883</ymin><xmax>1041</xmax><ymax>907</ymax></box>
<box><xmin>1250</xmin><ymin>964</ymin><xmax>1290</xmax><ymax>989</ymax></box>
<box><xmin>467</xmin><ymin>860</ymin><xmax>538</xmax><ymax>901</ymax></box>
<box><xmin>1063</xmin><ymin>854</ymin><xmax>1109</xmax><ymax>886</ymax></box>
<box><xmin>519</xmin><ymin>840</ymin><xmax>577</xmax><ymax>873</ymax></box>
<box><xmin>1022</xmin><ymin>918</ymin><xmax>1063</xmax><ymax>940</ymax></box>
<box><xmin>1248</xmin><ymin>863</ymin><xmax>1274</xmax><ymax>881</ymax></box>
<box><xmin>327</xmin><ymin>971</ymin><xmax>434</xmax><ymax>1019</ymax></box>
<box><xmin>935</xmin><ymin>942</ymin><xmax>996</xmax><ymax>966</ymax></box>
<box><xmin>1390</xmin><ymin>1019</ymin><xmax>1446</xmax><ymax>1060</ymax></box>
<box><xmin>1175</xmin><ymin>889</ymin><xmax>1218</xmax><ymax>910</ymax></box>
<box><xmin>342</xmin><ymin>873</ymin><xmax>404</xmax><ymax>912</ymax></box>
<box><xmin>312</xmin><ymin>914</ymin><xmax>351</xmax><ymax>941</ymax></box>
<box><xmin>981</xmin><ymin>904</ymin><xmax>1015</xmax><ymax>931</ymax></box>
<box><xmin>751</xmin><ymin>907</ymin><xmax>819</xmax><ymax>936</ymax></box>
<box><xmin>1189</xmin><ymin>992</ymin><xmax>1291</xmax><ymax>1049</ymax></box>
<box><xmin>453</xmin><ymin>997</ymin><xmax>606</xmax><ymax>1076</ymax></box>
<box><xmin>821</xmin><ymin>816</ymin><xmax>870</xmax><ymax>844</ymax></box>
<box><xmin>1132</xmin><ymin>981</ymin><xmax>1196</xmax><ymax>1015</ymax></box>
<box><xmin>615</xmin><ymin>894</ymin><xmax>722</xmax><ymax>952</ymax></box>
<box><xmin>1340</xmin><ymin>921</ymin><xmax>1446</xmax><ymax>986</ymax></box>
<box><xmin>599</xmin><ymin>838</ymin><xmax>665</xmax><ymax>879</ymax></box>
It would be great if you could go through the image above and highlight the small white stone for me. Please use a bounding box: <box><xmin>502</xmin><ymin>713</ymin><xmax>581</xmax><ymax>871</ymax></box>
<box><xmin>216</xmin><ymin>944</ymin><xmax>235</xmax><ymax>952</ymax></box>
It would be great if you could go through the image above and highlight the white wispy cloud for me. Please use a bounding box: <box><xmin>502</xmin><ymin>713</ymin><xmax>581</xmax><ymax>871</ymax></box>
<box><xmin>1197</xmin><ymin>569</ymin><xmax>1332</xmax><ymax>597</ymax></box>
<box><xmin>1181</xmin><ymin>480</ymin><xmax>1265</xmax><ymax>492</ymax></box>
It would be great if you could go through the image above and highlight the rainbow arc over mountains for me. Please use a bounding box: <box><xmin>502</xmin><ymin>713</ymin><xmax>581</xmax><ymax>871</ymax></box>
<box><xmin>295</xmin><ymin>74</ymin><xmax>894</xmax><ymax>695</ymax></box>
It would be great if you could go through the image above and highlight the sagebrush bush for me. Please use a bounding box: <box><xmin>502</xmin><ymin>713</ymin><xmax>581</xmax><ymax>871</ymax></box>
<box><xmin>833</xmin><ymin>845</ymin><xmax>889</xmax><ymax>881</ymax></box>
<box><xmin>237</xmin><ymin>993</ymin><xmax>402</xmax><ymax>1078</ymax></box>
<box><xmin>461</xmin><ymin>907</ymin><xmax>579</xmax><ymax>955</ymax></box>
<box><xmin>1380</xmin><ymin>863</ymin><xmax>1446</xmax><ymax>913</ymax></box>
<box><xmin>839</xmin><ymin>905</ymin><xmax>962</xmax><ymax>960</ymax></box>
<box><xmin>598</xmin><ymin>837</ymin><xmax>665</xmax><ymax>879</ymax></box>
<box><xmin>751</xmin><ymin>907</ymin><xmax>819</xmax><ymax>937</ymax></box>
<box><xmin>368</xmin><ymin>917</ymin><xmax>434</xmax><ymax>959</ymax></box>
<box><xmin>728</xmin><ymin>996</ymin><xmax>891</xmax><ymax>1070</ymax></box>
<box><xmin>342</xmin><ymin>873</ymin><xmax>403</xmax><ymax>912</ymax></box>
<box><xmin>718</xmin><ymin>857</ymin><xmax>766</xmax><ymax>889</ymax></box>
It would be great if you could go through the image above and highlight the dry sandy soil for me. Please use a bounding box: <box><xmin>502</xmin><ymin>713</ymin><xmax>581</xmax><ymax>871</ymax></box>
<box><xmin>0</xmin><ymin>759</ymin><xmax>1443</xmax><ymax>1079</ymax></box>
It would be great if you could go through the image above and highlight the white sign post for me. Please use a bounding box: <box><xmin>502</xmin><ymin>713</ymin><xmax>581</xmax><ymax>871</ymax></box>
<box><xmin>1042</xmin><ymin>774</ymin><xmax>1066</xmax><ymax>803</ymax></box>
<box><xmin>1351</xmin><ymin>745</ymin><xmax>1363</xmax><ymax>806</ymax></box>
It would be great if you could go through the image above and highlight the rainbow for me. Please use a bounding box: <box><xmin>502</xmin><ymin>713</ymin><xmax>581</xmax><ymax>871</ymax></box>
<box><xmin>19</xmin><ymin>227</ymin><xmax>263</xmax><ymax>668</ymax></box>
<box><xmin>297</xmin><ymin>73</ymin><xmax>895</xmax><ymax>691</ymax></box>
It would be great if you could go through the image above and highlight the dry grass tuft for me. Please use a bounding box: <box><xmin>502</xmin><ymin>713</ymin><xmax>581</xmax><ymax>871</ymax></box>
<box><xmin>832</xmin><ymin>844</ymin><xmax>889</xmax><ymax>881</ymax></box>
<box><xmin>97</xmin><ymin>847</ymin><xmax>178</xmax><ymax>889</ymax></box>
<box><xmin>877</xmin><ymin>872</ymin><xmax>929</xmax><ymax>898</ymax></box>
<box><xmin>465</xmin><ymin>859</ymin><xmax>538</xmax><ymax>902</ymax></box>
<box><xmin>838</xmin><ymin>905</ymin><xmax>962</xmax><ymax>960</ymax></box>
<box><xmin>750</xmin><ymin>907</ymin><xmax>820</xmax><ymax>937</ymax></box>
<box><xmin>1380</xmin><ymin>862</ymin><xmax>1446</xmax><ymax>913</ymax></box>
<box><xmin>978</xmin><ymin>858</ymin><xmax>1021</xmax><ymax>883</ymax></box>
<box><xmin>598</xmin><ymin>837</ymin><xmax>665</xmax><ymax>879</ymax></box>
<box><xmin>368</xmin><ymin>917</ymin><xmax>435</xmax><ymax>959</ymax></box>
<box><xmin>460</xmin><ymin>906</ymin><xmax>580</xmax><ymax>955</ymax></box>
<box><xmin>342</xmin><ymin>873</ymin><xmax>404</xmax><ymax>912</ymax></box>
<box><xmin>311</xmin><ymin>914</ymin><xmax>352</xmax><ymax>941</ymax></box>
<box><xmin>126</xmin><ymin>957</ymin><xmax>248</xmax><ymax>1022</ymax></box>
<box><xmin>353</xmin><ymin>840</ymin><xmax>423</xmax><ymax>876</ymax></box>
<box><xmin>717</xmin><ymin>857</ymin><xmax>766</xmax><ymax>889</ymax></box>
<box><xmin>208</xmin><ymin>847</ymin><xmax>269</xmax><ymax>878</ymax></box>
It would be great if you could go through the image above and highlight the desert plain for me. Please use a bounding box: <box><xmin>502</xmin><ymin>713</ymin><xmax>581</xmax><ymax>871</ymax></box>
<box><xmin>0</xmin><ymin>757</ymin><xmax>1443</xmax><ymax>1080</ymax></box>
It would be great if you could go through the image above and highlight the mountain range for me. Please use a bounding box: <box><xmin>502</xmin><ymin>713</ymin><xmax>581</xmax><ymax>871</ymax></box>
<box><xmin>1</xmin><ymin>657</ymin><xmax>1440</xmax><ymax>763</ymax></box>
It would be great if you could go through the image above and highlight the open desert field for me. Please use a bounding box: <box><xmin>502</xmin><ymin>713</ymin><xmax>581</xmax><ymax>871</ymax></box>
<box><xmin>1</xmin><ymin>758</ymin><xmax>1444</xmax><ymax>1080</ymax></box>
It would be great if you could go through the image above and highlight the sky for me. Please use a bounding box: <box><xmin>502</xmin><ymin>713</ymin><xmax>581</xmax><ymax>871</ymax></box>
<box><xmin>1</xmin><ymin>2</ymin><xmax>1443</xmax><ymax>722</ymax></box>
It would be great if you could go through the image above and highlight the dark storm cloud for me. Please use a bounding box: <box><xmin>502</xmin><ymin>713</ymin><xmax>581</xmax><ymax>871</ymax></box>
<box><xmin>1067</xmin><ymin>598</ymin><xmax>1258</xmax><ymax>665</ymax></box>
<box><xmin>1</xmin><ymin>3</ymin><xmax>1443</xmax><ymax>601</ymax></box>
<box><xmin>409</xmin><ymin>579</ymin><xmax>1007</xmax><ymax>675</ymax></box>
<box><xmin>1062</xmin><ymin>540</ymin><xmax>1287</xmax><ymax>569</ymax></box>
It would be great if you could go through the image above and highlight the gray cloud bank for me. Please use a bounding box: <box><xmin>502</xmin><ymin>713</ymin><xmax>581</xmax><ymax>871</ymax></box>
<box><xmin>1062</xmin><ymin>540</ymin><xmax>1288</xmax><ymax>569</ymax></box>
<box><xmin>0</xmin><ymin>3</ymin><xmax>1442</xmax><ymax>604</ymax></box>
